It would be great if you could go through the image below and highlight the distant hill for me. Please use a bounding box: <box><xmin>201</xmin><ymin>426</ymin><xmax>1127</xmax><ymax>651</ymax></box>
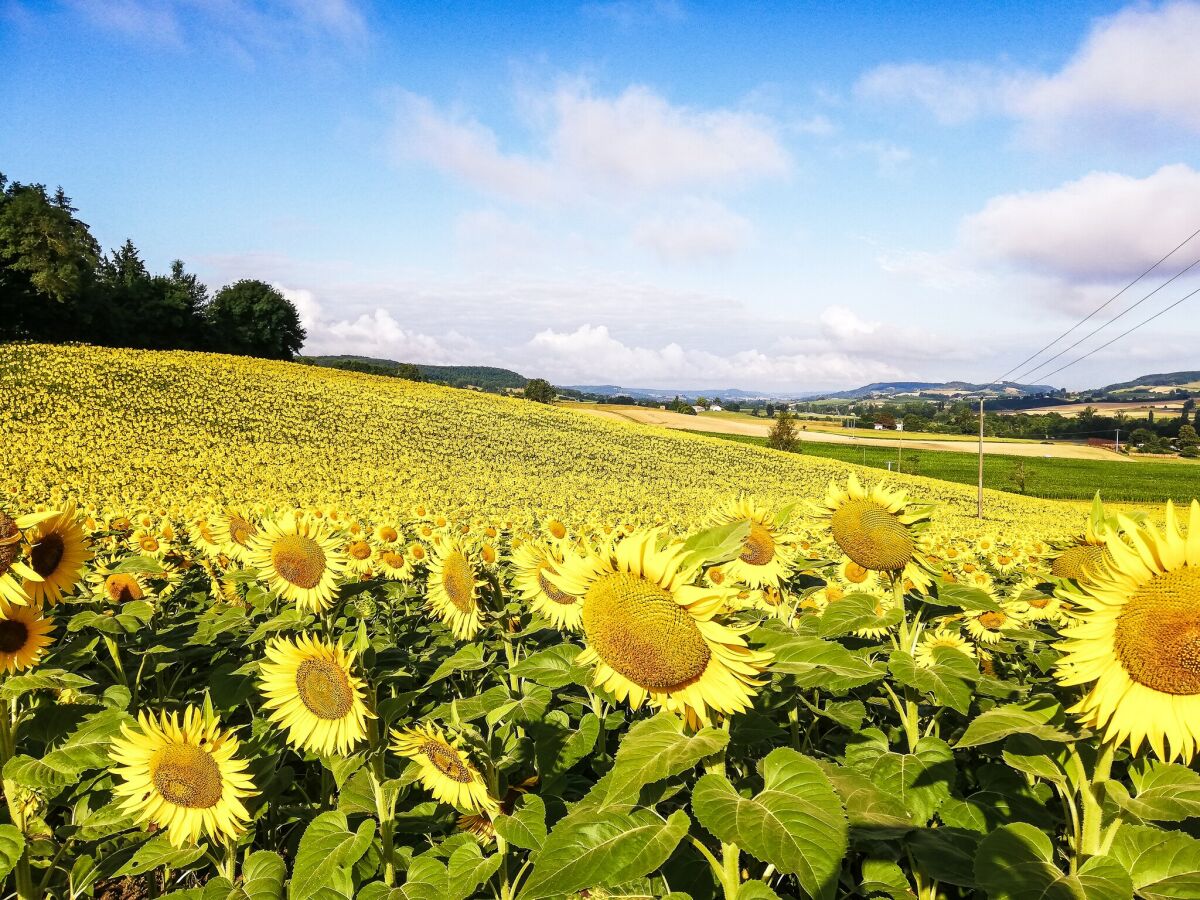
<box><xmin>809</xmin><ymin>380</ymin><xmax>1058</xmax><ymax>401</ymax></box>
<box><xmin>564</xmin><ymin>385</ymin><xmax>794</xmax><ymax>402</ymax></box>
<box><xmin>1099</xmin><ymin>371</ymin><xmax>1200</xmax><ymax>393</ymax></box>
<box><xmin>303</xmin><ymin>355</ymin><xmax>527</xmax><ymax>392</ymax></box>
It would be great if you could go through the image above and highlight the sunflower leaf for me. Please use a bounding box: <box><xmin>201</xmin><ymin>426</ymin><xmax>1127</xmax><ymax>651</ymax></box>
<box><xmin>517</xmin><ymin>807</ymin><xmax>689</xmax><ymax>900</ymax></box>
<box><xmin>0</xmin><ymin>825</ymin><xmax>25</xmax><ymax>882</ymax></box>
<box><xmin>1112</xmin><ymin>762</ymin><xmax>1200</xmax><ymax>823</ymax></box>
<box><xmin>975</xmin><ymin>823</ymin><xmax>1131</xmax><ymax>900</ymax></box>
<box><xmin>954</xmin><ymin>697</ymin><xmax>1074</xmax><ymax>748</ymax></box>
<box><xmin>928</xmin><ymin>583</ymin><xmax>1004</xmax><ymax>613</ymax></box>
<box><xmin>769</xmin><ymin>635</ymin><xmax>886</xmax><ymax>694</ymax></box>
<box><xmin>603</xmin><ymin>711</ymin><xmax>728</xmax><ymax>807</ymax></box>
<box><xmin>289</xmin><ymin>812</ymin><xmax>376</xmax><ymax>900</ymax></box>
<box><xmin>868</xmin><ymin>737</ymin><xmax>955</xmax><ymax>825</ymax></box>
<box><xmin>115</xmin><ymin>834</ymin><xmax>208</xmax><ymax>876</ymax></box>
<box><xmin>510</xmin><ymin>644</ymin><xmax>590</xmax><ymax>688</ymax></box>
<box><xmin>693</xmin><ymin>748</ymin><xmax>847</xmax><ymax>900</ymax></box>
<box><xmin>446</xmin><ymin>841</ymin><xmax>502</xmax><ymax>900</ymax></box>
<box><xmin>888</xmin><ymin>649</ymin><xmax>976</xmax><ymax>715</ymax></box>
<box><xmin>818</xmin><ymin>592</ymin><xmax>903</xmax><ymax>638</ymax></box>
<box><xmin>680</xmin><ymin>519</ymin><xmax>750</xmax><ymax>569</ymax></box>
<box><xmin>1109</xmin><ymin>823</ymin><xmax>1200</xmax><ymax>898</ymax></box>
<box><xmin>0</xmin><ymin>669</ymin><xmax>95</xmax><ymax>701</ymax></box>
<box><xmin>493</xmin><ymin>793</ymin><xmax>547</xmax><ymax>851</ymax></box>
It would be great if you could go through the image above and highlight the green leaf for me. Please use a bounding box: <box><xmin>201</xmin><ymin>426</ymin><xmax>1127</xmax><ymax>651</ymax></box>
<box><xmin>247</xmin><ymin>607</ymin><xmax>307</xmax><ymax>643</ymax></box>
<box><xmin>446</xmin><ymin>841</ymin><xmax>502</xmax><ymax>900</ymax></box>
<box><xmin>115</xmin><ymin>554</ymin><xmax>165</xmax><ymax>574</ymax></box>
<box><xmin>818</xmin><ymin>592</ymin><xmax>903</xmax><ymax>638</ymax></box>
<box><xmin>770</xmin><ymin>635</ymin><xmax>886</xmax><ymax>694</ymax></box>
<box><xmin>907</xmin><ymin>827</ymin><xmax>980</xmax><ymax>888</ymax></box>
<box><xmin>975</xmin><ymin>823</ymin><xmax>1131</xmax><ymax>900</ymax></box>
<box><xmin>1109</xmin><ymin>824</ymin><xmax>1200</xmax><ymax>899</ymax></box>
<box><xmin>955</xmin><ymin>697</ymin><xmax>1075</xmax><ymax>748</ymax></box>
<box><xmin>0</xmin><ymin>669</ymin><xmax>95</xmax><ymax>701</ymax></box>
<box><xmin>859</xmin><ymin>859</ymin><xmax>912</xmax><ymax>899</ymax></box>
<box><xmin>868</xmin><ymin>738</ymin><xmax>955</xmax><ymax>825</ymax></box>
<box><xmin>493</xmin><ymin>794</ymin><xmax>547</xmax><ymax>851</ymax></box>
<box><xmin>429</xmin><ymin>644</ymin><xmax>492</xmax><ymax>683</ymax></box>
<box><xmin>930</xmin><ymin>583</ymin><xmax>1003</xmax><ymax>613</ymax></box>
<box><xmin>603</xmin><ymin>711</ymin><xmax>728</xmax><ymax>807</ymax></box>
<box><xmin>3</xmin><ymin>754</ymin><xmax>75</xmax><ymax>792</ymax></box>
<box><xmin>818</xmin><ymin>762</ymin><xmax>911</xmax><ymax>837</ymax></box>
<box><xmin>115</xmin><ymin>835</ymin><xmax>207</xmax><ymax>876</ymax></box>
<box><xmin>693</xmin><ymin>748</ymin><xmax>847</xmax><ymax>900</ymax></box>
<box><xmin>359</xmin><ymin>856</ymin><xmax>448</xmax><ymax>900</ymax></box>
<box><xmin>1112</xmin><ymin>763</ymin><xmax>1200</xmax><ymax>823</ymax></box>
<box><xmin>0</xmin><ymin>825</ymin><xmax>25</xmax><ymax>882</ymax></box>
<box><xmin>888</xmin><ymin>649</ymin><xmax>976</xmax><ymax>715</ymax></box>
<box><xmin>518</xmin><ymin>807</ymin><xmax>689</xmax><ymax>900</ymax></box>
<box><xmin>42</xmin><ymin>708</ymin><xmax>133</xmax><ymax>774</ymax></box>
<box><xmin>289</xmin><ymin>811</ymin><xmax>376</xmax><ymax>900</ymax></box>
<box><xmin>510</xmin><ymin>644</ymin><xmax>590</xmax><ymax>687</ymax></box>
<box><xmin>738</xmin><ymin>881</ymin><xmax>782</xmax><ymax>900</ymax></box>
<box><xmin>680</xmin><ymin>519</ymin><xmax>750</xmax><ymax>569</ymax></box>
<box><xmin>1003</xmin><ymin>734</ymin><xmax>1070</xmax><ymax>786</ymax></box>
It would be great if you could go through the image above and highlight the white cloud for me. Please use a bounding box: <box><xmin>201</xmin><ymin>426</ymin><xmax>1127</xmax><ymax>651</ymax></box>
<box><xmin>961</xmin><ymin>164</ymin><xmax>1200</xmax><ymax>281</ymax></box>
<box><xmin>392</xmin><ymin>82</ymin><xmax>789</xmax><ymax>203</ymax></box>
<box><xmin>793</xmin><ymin>114</ymin><xmax>837</xmax><ymax>137</ymax></box>
<box><xmin>523</xmin><ymin>323</ymin><xmax>910</xmax><ymax>387</ymax></box>
<box><xmin>855</xmin><ymin>2</ymin><xmax>1200</xmax><ymax>140</ymax></box>
<box><xmin>876</xmin><ymin>249</ymin><xmax>985</xmax><ymax>291</ymax></box>
<box><xmin>630</xmin><ymin>199</ymin><xmax>752</xmax><ymax>261</ymax></box>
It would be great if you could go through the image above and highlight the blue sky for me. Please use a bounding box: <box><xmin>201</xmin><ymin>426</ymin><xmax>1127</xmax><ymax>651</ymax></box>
<box><xmin>4</xmin><ymin>0</ymin><xmax>1200</xmax><ymax>390</ymax></box>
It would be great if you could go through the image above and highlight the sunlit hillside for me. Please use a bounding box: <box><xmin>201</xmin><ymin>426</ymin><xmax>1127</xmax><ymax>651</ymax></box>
<box><xmin>4</xmin><ymin>343</ymin><xmax>1087</xmax><ymax>535</ymax></box>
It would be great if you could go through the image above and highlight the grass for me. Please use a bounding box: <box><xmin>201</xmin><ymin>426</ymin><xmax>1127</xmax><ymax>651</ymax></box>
<box><xmin>695</xmin><ymin>431</ymin><xmax>1200</xmax><ymax>505</ymax></box>
<box><xmin>700</xmin><ymin>410</ymin><xmax>1033</xmax><ymax>443</ymax></box>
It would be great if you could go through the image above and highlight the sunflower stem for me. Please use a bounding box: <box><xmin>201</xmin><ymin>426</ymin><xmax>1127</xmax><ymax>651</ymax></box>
<box><xmin>0</xmin><ymin>698</ymin><xmax>37</xmax><ymax>900</ymax></box>
<box><xmin>103</xmin><ymin>635</ymin><xmax>127</xmax><ymax>687</ymax></box>
<box><xmin>368</xmin><ymin>717</ymin><xmax>397</xmax><ymax>885</ymax></box>
<box><xmin>1079</xmin><ymin>738</ymin><xmax>1117</xmax><ymax>858</ymax></box>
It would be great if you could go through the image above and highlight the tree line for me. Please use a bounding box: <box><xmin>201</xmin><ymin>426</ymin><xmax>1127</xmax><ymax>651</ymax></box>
<box><xmin>0</xmin><ymin>173</ymin><xmax>305</xmax><ymax>360</ymax></box>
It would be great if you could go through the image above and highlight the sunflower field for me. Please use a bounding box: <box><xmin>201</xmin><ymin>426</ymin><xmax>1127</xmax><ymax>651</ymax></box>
<box><xmin>1</xmin><ymin>343</ymin><xmax>1199</xmax><ymax>900</ymax></box>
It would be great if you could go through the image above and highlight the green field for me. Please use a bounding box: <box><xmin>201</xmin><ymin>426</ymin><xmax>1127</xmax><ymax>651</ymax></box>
<box><xmin>696</xmin><ymin>431</ymin><xmax>1200</xmax><ymax>504</ymax></box>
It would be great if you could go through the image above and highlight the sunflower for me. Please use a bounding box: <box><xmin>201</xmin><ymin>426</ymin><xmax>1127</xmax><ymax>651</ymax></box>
<box><xmin>426</xmin><ymin>539</ymin><xmax>484</xmax><ymax>639</ymax></box>
<box><xmin>548</xmin><ymin>529</ymin><xmax>772</xmax><ymax>726</ymax></box>
<box><xmin>1049</xmin><ymin>503</ymin><xmax>1115</xmax><ymax>581</ymax></box>
<box><xmin>343</xmin><ymin>538</ymin><xmax>376</xmax><ymax>576</ymax></box>
<box><xmin>86</xmin><ymin>560</ymin><xmax>149</xmax><ymax>604</ymax></box>
<box><xmin>245</xmin><ymin>516</ymin><xmax>346</xmax><ymax>613</ymax></box>
<box><xmin>834</xmin><ymin>556</ymin><xmax>882</xmax><ymax>593</ymax></box>
<box><xmin>1056</xmin><ymin>501</ymin><xmax>1200</xmax><ymax>763</ymax></box>
<box><xmin>391</xmin><ymin>723</ymin><xmax>498</xmax><ymax>815</ymax></box>
<box><xmin>376</xmin><ymin>547</ymin><xmax>415</xmax><ymax>581</ymax></box>
<box><xmin>109</xmin><ymin>706</ymin><xmax>256</xmax><ymax>848</ymax></box>
<box><xmin>706</xmin><ymin>498</ymin><xmax>799</xmax><ymax>590</ymax></box>
<box><xmin>0</xmin><ymin>599</ymin><xmax>55</xmax><ymax>673</ymax></box>
<box><xmin>209</xmin><ymin>508</ymin><xmax>259</xmax><ymax>562</ymax></box>
<box><xmin>511</xmin><ymin>541</ymin><xmax>583</xmax><ymax>631</ymax></box>
<box><xmin>1006</xmin><ymin>582</ymin><xmax>1066</xmax><ymax>623</ymax></box>
<box><xmin>129</xmin><ymin>527</ymin><xmax>171</xmax><ymax>559</ymax></box>
<box><xmin>914</xmin><ymin>628</ymin><xmax>976</xmax><ymax>668</ymax></box>
<box><xmin>22</xmin><ymin>503</ymin><xmax>91</xmax><ymax>605</ymax></box>
<box><xmin>964</xmin><ymin>607</ymin><xmax>1020</xmax><ymax>645</ymax></box>
<box><xmin>815</xmin><ymin>475</ymin><xmax>936</xmax><ymax>592</ymax></box>
<box><xmin>0</xmin><ymin>510</ymin><xmax>43</xmax><ymax>604</ymax></box>
<box><xmin>259</xmin><ymin>634</ymin><xmax>373</xmax><ymax>756</ymax></box>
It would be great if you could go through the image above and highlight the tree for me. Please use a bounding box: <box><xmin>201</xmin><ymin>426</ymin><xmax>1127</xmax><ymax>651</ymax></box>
<box><xmin>1178</xmin><ymin>424</ymin><xmax>1199</xmax><ymax>453</ymax></box>
<box><xmin>1008</xmin><ymin>460</ymin><xmax>1032</xmax><ymax>494</ymax></box>
<box><xmin>1129</xmin><ymin>428</ymin><xmax>1156</xmax><ymax>448</ymax></box>
<box><xmin>207</xmin><ymin>280</ymin><xmax>306</xmax><ymax>360</ymax></box>
<box><xmin>767</xmin><ymin>410</ymin><xmax>800</xmax><ymax>453</ymax></box>
<box><xmin>0</xmin><ymin>174</ymin><xmax>100</xmax><ymax>340</ymax></box>
<box><xmin>523</xmin><ymin>378</ymin><xmax>555</xmax><ymax>404</ymax></box>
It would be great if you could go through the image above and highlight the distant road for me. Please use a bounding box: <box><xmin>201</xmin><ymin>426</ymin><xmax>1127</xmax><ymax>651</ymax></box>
<box><xmin>565</xmin><ymin>404</ymin><xmax>1131</xmax><ymax>463</ymax></box>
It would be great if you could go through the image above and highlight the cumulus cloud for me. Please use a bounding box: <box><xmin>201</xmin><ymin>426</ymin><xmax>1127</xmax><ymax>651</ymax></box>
<box><xmin>392</xmin><ymin>81</ymin><xmax>789</xmax><ymax>204</ymax></box>
<box><xmin>523</xmin><ymin>323</ymin><xmax>911</xmax><ymax>387</ymax></box>
<box><xmin>856</xmin><ymin>2</ymin><xmax>1200</xmax><ymax>140</ymax></box>
<box><xmin>630</xmin><ymin>199</ymin><xmax>752</xmax><ymax>261</ymax></box>
<box><xmin>960</xmin><ymin>164</ymin><xmax>1200</xmax><ymax>281</ymax></box>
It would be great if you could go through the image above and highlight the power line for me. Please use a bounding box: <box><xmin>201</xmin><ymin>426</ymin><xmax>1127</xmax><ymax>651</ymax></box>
<box><xmin>989</xmin><ymin>225</ymin><xmax>1200</xmax><ymax>386</ymax></box>
<box><xmin>1037</xmin><ymin>284</ymin><xmax>1200</xmax><ymax>383</ymax></box>
<box><xmin>1010</xmin><ymin>255</ymin><xmax>1200</xmax><ymax>384</ymax></box>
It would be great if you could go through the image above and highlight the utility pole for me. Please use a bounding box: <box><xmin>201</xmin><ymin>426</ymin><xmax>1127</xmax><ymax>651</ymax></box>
<box><xmin>977</xmin><ymin>397</ymin><xmax>985</xmax><ymax>519</ymax></box>
<box><xmin>1115</xmin><ymin>428</ymin><xmax>1120</xmax><ymax>453</ymax></box>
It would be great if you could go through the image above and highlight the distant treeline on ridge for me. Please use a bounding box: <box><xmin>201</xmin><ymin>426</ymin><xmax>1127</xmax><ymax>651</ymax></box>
<box><xmin>0</xmin><ymin>172</ymin><xmax>305</xmax><ymax>360</ymax></box>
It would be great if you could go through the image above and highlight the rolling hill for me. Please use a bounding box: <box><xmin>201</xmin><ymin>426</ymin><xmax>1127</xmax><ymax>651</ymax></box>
<box><xmin>2</xmin><ymin>343</ymin><xmax>1078</xmax><ymax>536</ymax></box>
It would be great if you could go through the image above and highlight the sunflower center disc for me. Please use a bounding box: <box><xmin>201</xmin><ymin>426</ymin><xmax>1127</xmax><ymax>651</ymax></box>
<box><xmin>0</xmin><ymin>513</ymin><xmax>18</xmax><ymax>577</ymax></box>
<box><xmin>1114</xmin><ymin>567</ymin><xmax>1200</xmax><ymax>695</ymax></box>
<box><xmin>830</xmin><ymin>500</ymin><xmax>914</xmax><ymax>572</ymax></box>
<box><xmin>442</xmin><ymin>552</ymin><xmax>475</xmax><ymax>612</ymax></box>
<box><xmin>0</xmin><ymin>619</ymin><xmax>29</xmax><ymax>654</ymax></box>
<box><xmin>538</xmin><ymin>568</ymin><xmax>577</xmax><ymax>605</ymax></box>
<box><xmin>1051</xmin><ymin>544</ymin><xmax>1108</xmax><ymax>580</ymax></box>
<box><xmin>271</xmin><ymin>534</ymin><xmax>326</xmax><ymax>589</ymax></box>
<box><xmin>30</xmin><ymin>533</ymin><xmax>65</xmax><ymax>577</ymax></box>
<box><xmin>105</xmin><ymin>574</ymin><xmax>144</xmax><ymax>602</ymax></box>
<box><xmin>230</xmin><ymin>517</ymin><xmax>256</xmax><ymax>547</ymax></box>
<box><xmin>978</xmin><ymin>611</ymin><xmax>1008</xmax><ymax>630</ymax></box>
<box><xmin>349</xmin><ymin>541</ymin><xmax>372</xmax><ymax>561</ymax></box>
<box><xmin>422</xmin><ymin>741</ymin><xmax>473</xmax><ymax>782</ymax></box>
<box><xmin>295</xmin><ymin>658</ymin><xmax>354</xmax><ymax>719</ymax></box>
<box><xmin>739</xmin><ymin>522</ymin><xmax>775</xmax><ymax>566</ymax></box>
<box><xmin>382</xmin><ymin>551</ymin><xmax>406</xmax><ymax>569</ymax></box>
<box><xmin>583</xmin><ymin>572</ymin><xmax>712</xmax><ymax>691</ymax></box>
<box><xmin>151</xmin><ymin>744</ymin><xmax>223</xmax><ymax>809</ymax></box>
<box><xmin>379</xmin><ymin>527</ymin><xmax>398</xmax><ymax>543</ymax></box>
<box><xmin>844</xmin><ymin>562</ymin><xmax>871</xmax><ymax>584</ymax></box>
